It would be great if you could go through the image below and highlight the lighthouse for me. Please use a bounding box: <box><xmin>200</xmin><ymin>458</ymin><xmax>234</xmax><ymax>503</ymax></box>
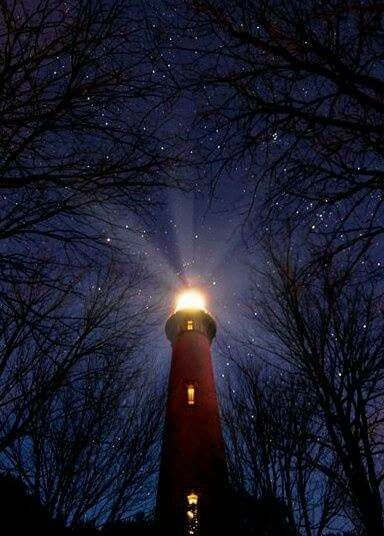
<box><xmin>157</xmin><ymin>289</ymin><xmax>227</xmax><ymax>535</ymax></box>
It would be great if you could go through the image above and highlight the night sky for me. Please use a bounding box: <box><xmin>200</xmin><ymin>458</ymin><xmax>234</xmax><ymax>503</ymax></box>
<box><xmin>3</xmin><ymin>2</ymin><xmax>384</xmax><ymax>532</ymax></box>
<box><xmin>131</xmin><ymin>161</ymin><xmax>251</xmax><ymax>382</ymax></box>
<box><xmin>111</xmin><ymin>4</ymin><xmax>260</xmax><ymax>378</ymax></box>
<box><xmin>120</xmin><ymin>2</ymin><xmax>384</xmax><ymax>380</ymax></box>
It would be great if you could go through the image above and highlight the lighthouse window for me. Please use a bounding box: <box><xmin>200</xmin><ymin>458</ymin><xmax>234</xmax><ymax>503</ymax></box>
<box><xmin>186</xmin><ymin>493</ymin><xmax>199</xmax><ymax>535</ymax></box>
<box><xmin>187</xmin><ymin>492</ymin><xmax>198</xmax><ymax>505</ymax></box>
<box><xmin>187</xmin><ymin>320</ymin><xmax>194</xmax><ymax>331</ymax></box>
<box><xmin>187</xmin><ymin>384</ymin><xmax>195</xmax><ymax>405</ymax></box>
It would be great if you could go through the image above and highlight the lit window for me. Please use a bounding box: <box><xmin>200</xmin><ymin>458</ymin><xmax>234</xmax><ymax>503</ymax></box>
<box><xmin>187</xmin><ymin>493</ymin><xmax>198</xmax><ymax>505</ymax></box>
<box><xmin>187</xmin><ymin>384</ymin><xmax>195</xmax><ymax>405</ymax></box>
<box><xmin>186</xmin><ymin>493</ymin><xmax>199</xmax><ymax>535</ymax></box>
<box><xmin>187</xmin><ymin>320</ymin><xmax>194</xmax><ymax>331</ymax></box>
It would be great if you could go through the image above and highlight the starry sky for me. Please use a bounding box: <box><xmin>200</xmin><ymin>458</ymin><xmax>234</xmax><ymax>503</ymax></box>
<box><xmin>109</xmin><ymin>0</ymin><xmax>384</xmax><ymax>384</ymax></box>
<box><xmin>4</xmin><ymin>2</ymin><xmax>384</xmax><ymax>531</ymax></box>
<box><xmin>102</xmin><ymin>3</ymin><xmax>262</xmax><ymax>379</ymax></box>
<box><xmin>129</xmin><ymin>164</ymin><xmax>252</xmax><ymax>381</ymax></box>
<box><xmin>32</xmin><ymin>0</ymin><xmax>381</xmax><ymax>394</ymax></box>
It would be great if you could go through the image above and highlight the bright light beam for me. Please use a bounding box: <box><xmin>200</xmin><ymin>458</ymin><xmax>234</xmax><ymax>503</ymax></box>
<box><xmin>175</xmin><ymin>289</ymin><xmax>206</xmax><ymax>312</ymax></box>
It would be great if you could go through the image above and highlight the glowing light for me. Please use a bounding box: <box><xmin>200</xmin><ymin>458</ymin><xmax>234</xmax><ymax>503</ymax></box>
<box><xmin>186</xmin><ymin>493</ymin><xmax>199</xmax><ymax>535</ymax></box>
<box><xmin>187</xmin><ymin>385</ymin><xmax>195</xmax><ymax>405</ymax></box>
<box><xmin>175</xmin><ymin>289</ymin><xmax>206</xmax><ymax>312</ymax></box>
<box><xmin>187</xmin><ymin>493</ymin><xmax>198</xmax><ymax>505</ymax></box>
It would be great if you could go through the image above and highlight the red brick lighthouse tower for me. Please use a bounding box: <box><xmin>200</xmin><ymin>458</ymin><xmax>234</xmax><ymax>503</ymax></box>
<box><xmin>157</xmin><ymin>289</ymin><xmax>227</xmax><ymax>535</ymax></box>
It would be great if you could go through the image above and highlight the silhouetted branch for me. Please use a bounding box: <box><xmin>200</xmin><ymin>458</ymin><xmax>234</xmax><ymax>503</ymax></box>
<box><xmin>179</xmin><ymin>0</ymin><xmax>384</xmax><ymax>246</ymax></box>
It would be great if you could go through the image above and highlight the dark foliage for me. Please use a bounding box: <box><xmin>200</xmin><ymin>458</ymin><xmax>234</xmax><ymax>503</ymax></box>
<box><xmin>0</xmin><ymin>475</ymin><xmax>160</xmax><ymax>535</ymax></box>
<box><xmin>0</xmin><ymin>472</ymin><xmax>351</xmax><ymax>536</ymax></box>
<box><xmin>0</xmin><ymin>474</ymin><xmax>66</xmax><ymax>534</ymax></box>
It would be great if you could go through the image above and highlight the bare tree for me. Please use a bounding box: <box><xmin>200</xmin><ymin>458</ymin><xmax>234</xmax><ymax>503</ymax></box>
<box><xmin>2</xmin><ymin>347</ymin><xmax>162</xmax><ymax>527</ymax></box>
<box><xmin>239</xmin><ymin>244</ymin><xmax>384</xmax><ymax>535</ymax></box>
<box><xmin>221</xmin><ymin>356</ymin><xmax>344</xmax><ymax>535</ymax></box>
<box><xmin>0</xmin><ymin>258</ymin><xmax>156</xmax><ymax>453</ymax></box>
<box><xmin>0</xmin><ymin>2</ymin><xmax>174</xmax><ymax>524</ymax></box>
<box><xmin>176</xmin><ymin>0</ymin><xmax>384</xmax><ymax>247</ymax></box>
<box><xmin>0</xmin><ymin>0</ymin><xmax>183</xmax><ymax>267</ymax></box>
